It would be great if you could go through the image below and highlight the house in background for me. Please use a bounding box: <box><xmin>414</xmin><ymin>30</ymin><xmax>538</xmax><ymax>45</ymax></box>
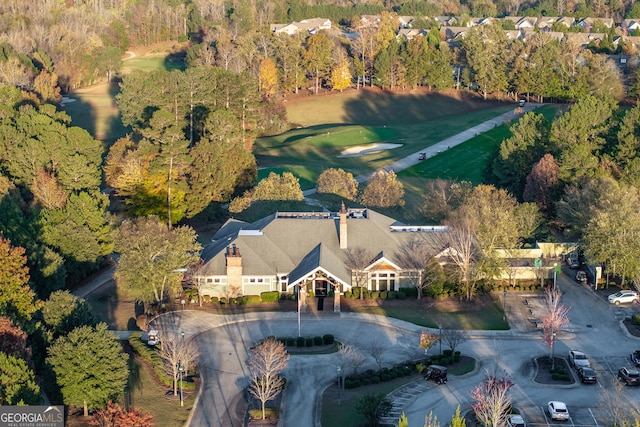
<box><xmin>193</xmin><ymin>205</ymin><xmax>447</xmax><ymax>299</ymax></box>
<box><xmin>271</xmin><ymin>18</ymin><xmax>331</xmax><ymax>35</ymax></box>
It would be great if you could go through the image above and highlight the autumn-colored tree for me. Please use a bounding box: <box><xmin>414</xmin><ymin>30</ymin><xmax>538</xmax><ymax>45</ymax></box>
<box><xmin>360</xmin><ymin>170</ymin><xmax>405</xmax><ymax>208</ymax></box>
<box><xmin>248</xmin><ymin>337</ymin><xmax>290</xmax><ymax>420</ymax></box>
<box><xmin>419</xmin><ymin>330</ymin><xmax>438</xmax><ymax>354</ymax></box>
<box><xmin>541</xmin><ymin>287</ymin><xmax>570</xmax><ymax>369</ymax></box>
<box><xmin>316</xmin><ymin>168</ymin><xmax>358</xmax><ymax>200</ymax></box>
<box><xmin>259</xmin><ymin>57</ymin><xmax>278</xmax><ymax>99</ymax></box>
<box><xmin>330</xmin><ymin>60</ymin><xmax>352</xmax><ymax>92</ymax></box>
<box><xmin>31</xmin><ymin>169</ymin><xmax>68</xmax><ymax>210</ymax></box>
<box><xmin>523</xmin><ymin>153</ymin><xmax>560</xmax><ymax>213</ymax></box>
<box><xmin>471</xmin><ymin>372</ymin><xmax>514</xmax><ymax>427</ymax></box>
<box><xmin>0</xmin><ymin>237</ymin><xmax>41</xmax><ymax>330</ymax></box>
<box><xmin>421</xmin><ymin>179</ymin><xmax>472</xmax><ymax>223</ymax></box>
<box><xmin>90</xmin><ymin>401</ymin><xmax>154</xmax><ymax>427</ymax></box>
<box><xmin>0</xmin><ymin>316</ymin><xmax>30</xmax><ymax>362</ymax></box>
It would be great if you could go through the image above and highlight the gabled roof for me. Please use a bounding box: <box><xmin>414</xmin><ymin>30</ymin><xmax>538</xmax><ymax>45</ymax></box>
<box><xmin>196</xmin><ymin>209</ymin><xmax>444</xmax><ymax>283</ymax></box>
<box><xmin>288</xmin><ymin>243</ymin><xmax>351</xmax><ymax>287</ymax></box>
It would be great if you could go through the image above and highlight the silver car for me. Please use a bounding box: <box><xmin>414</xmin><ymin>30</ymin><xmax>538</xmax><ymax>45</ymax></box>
<box><xmin>608</xmin><ymin>290</ymin><xmax>639</xmax><ymax>305</ymax></box>
<box><xmin>568</xmin><ymin>350</ymin><xmax>590</xmax><ymax>369</ymax></box>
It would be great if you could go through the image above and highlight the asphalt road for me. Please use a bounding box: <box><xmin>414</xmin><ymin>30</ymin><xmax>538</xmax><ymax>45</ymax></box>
<box><xmin>149</xmin><ymin>269</ymin><xmax>640</xmax><ymax>427</ymax></box>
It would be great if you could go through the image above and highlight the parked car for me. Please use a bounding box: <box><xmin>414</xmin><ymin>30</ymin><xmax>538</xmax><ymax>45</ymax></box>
<box><xmin>548</xmin><ymin>401</ymin><xmax>570</xmax><ymax>421</ymax></box>
<box><xmin>507</xmin><ymin>414</ymin><xmax>526</xmax><ymax>427</ymax></box>
<box><xmin>608</xmin><ymin>290</ymin><xmax>639</xmax><ymax>305</ymax></box>
<box><xmin>575</xmin><ymin>271</ymin><xmax>588</xmax><ymax>284</ymax></box>
<box><xmin>424</xmin><ymin>365</ymin><xmax>448</xmax><ymax>384</ymax></box>
<box><xmin>568</xmin><ymin>350</ymin><xmax>590</xmax><ymax>369</ymax></box>
<box><xmin>618</xmin><ymin>367</ymin><xmax>640</xmax><ymax>385</ymax></box>
<box><xmin>577</xmin><ymin>367</ymin><xmax>597</xmax><ymax>384</ymax></box>
<box><xmin>631</xmin><ymin>350</ymin><xmax>640</xmax><ymax>367</ymax></box>
<box><xmin>566</xmin><ymin>257</ymin><xmax>580</xmax><ymax>269</ymax></box>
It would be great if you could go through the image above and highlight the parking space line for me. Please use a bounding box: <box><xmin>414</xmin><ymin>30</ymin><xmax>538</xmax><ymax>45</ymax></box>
<box><xmin>540</xmin><ymin>406</ymin><xmax>551</xmax><ymax>427</ymax></box>
<box><xmin>588</xmin><ymin>408</ymin><xmax>599</xmax><ymax>427</ymax></box>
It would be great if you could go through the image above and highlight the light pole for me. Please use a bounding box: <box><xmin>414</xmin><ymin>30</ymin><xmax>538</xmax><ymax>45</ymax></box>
<box><xmin>181</xmin><ymin>299</ymin><xmax>185</xmax><ymax>310</ymax></box>
<box><xmin>550</xmin><ymin>330</ymin><xmax>557</xmax><ymax>370</ymax></box>
<box><xmin>181</xmin><ymin>330</ymin><xmax>185</xmax><ymax>342</ymax></box>
<box><xmin>553</xmin><ymin>263</ymin><xmax>558</xmax><ymax>289</ymax></box>
<box><xmin>297</xmin><ymin>285</ymin><xmax>301</xmax><ymax>338</ymax></box>
<box><xmin>439</xmin><ymin>325</ymin><xmax>442</xmax><ymax>356</ymax></box>
<box><xmin>503</xmin><ymin>289</ymin><xmax>507</xmax><ymax>320</ymax></box>
<box><xmin>337</xmin><ymin>365</ymin><xmax>342</xmax><ymax>404</ymax></box>
<box><xmin>179</xmin><ymin>364</ymin><xmax>184</xmax><ymax>407</ymax></box>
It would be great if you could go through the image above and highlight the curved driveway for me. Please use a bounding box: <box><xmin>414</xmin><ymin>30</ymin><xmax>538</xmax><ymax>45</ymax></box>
<box><xmin>151</xmin><ymin>270</ymin><xmax>640</xmax><ymax>427</ymax></box>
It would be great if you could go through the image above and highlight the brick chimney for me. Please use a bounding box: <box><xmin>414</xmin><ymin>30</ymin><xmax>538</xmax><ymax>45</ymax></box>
<box><xmin>339</xmin><ymin>202</ymin><xmax>347</xmax><ymax>249</ymax></box>
<box><xmin>226</xmin><ymin>244</ymin><xmax>242</xmax><ymax>297</ymax></box>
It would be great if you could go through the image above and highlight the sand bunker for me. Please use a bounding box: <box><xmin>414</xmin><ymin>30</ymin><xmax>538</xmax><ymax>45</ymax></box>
<box><xmin>338</xmin><ymin>143</ymin><xmax>402</xmax><ymax>157</ymax></box>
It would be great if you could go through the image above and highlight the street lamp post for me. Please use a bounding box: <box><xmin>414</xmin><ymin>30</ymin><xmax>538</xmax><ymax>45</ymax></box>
<box><xmin>337</xmin><ymin>366</ymin><xmax>342</xmax><ymax>404</ymax></box>
<box><xmin>503</xmin><ymin>289</ymin><xmax>507</xmax><ymax>319</ymax></box>
<box><xmin>179</xmin><ymin>364</ymin><xmax>184</xmax><ymax>407</ymax></box>
<box><xmin>297</xmin><ymin>285</ymin><xmax>301</xmax><ymax>338</ymax></box>
<box><xmin>550</xmin><ymin>330</ymin><xmax>557</xmax><ymax>370</ymax></box>
<box><xmin>181</xmin><ymin>299</ymin><xmax>186</xmax><ymax>310</ymax></box>
<box><xmin>439</xmin><ymin>325</ymin><xmax>442</xmax><ymax>356</ymax></box>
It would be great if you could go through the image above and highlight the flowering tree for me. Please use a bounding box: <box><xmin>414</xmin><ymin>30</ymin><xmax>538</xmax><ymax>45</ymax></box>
<box><xmin>419</xmin><ymin>331</ymin><xmax>439</xmax><ymax>355</ymax></box>
<box><xmin>541</xmin><ymin>287</ymin><xmax>570</xmax><ymax>369</ymax></box>
<box><xmin>471</xmin><ymin>372</ymin><xmax>514</xmax><ymax>427</ymax></box>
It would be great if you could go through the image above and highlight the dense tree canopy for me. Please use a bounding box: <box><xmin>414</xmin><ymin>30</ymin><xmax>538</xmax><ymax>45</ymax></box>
<box><xmin>114</xmin><ymin>216</ymin><xmax>201</xmax><ymax>305</ymax></box>
<box><xmin>47</xmin><ymin>323</ymin><xmax>129</xmax><ymax>417</ymax></box>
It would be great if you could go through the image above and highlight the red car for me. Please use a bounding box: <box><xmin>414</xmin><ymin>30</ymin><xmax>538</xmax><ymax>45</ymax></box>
<box><xmin>618</xmin><ymin>367</ymin><xmax>640</xmax><ymax>386</ymax></box>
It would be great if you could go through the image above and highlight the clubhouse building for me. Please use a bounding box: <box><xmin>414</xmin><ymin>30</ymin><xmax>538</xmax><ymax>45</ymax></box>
<box><xmin>193</xmin><ymin>204</ymin><xmax>447</xmax><ymax>298</ymax></box>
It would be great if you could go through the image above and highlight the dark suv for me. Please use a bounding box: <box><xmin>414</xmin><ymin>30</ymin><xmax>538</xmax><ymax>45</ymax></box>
<box><xmin>618</xmin><ymin>367</ymin><xmax>640</xmax><ymax>385</ymax></box>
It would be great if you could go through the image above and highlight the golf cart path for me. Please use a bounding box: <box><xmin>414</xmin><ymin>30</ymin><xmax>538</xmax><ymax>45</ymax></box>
<box><xmin>303</xmin><ymin>102</ymin><xmax>539</xmax><ymax>196</ymax></box>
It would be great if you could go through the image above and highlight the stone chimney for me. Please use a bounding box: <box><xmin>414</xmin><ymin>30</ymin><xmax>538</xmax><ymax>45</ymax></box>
<box><xmin>226</xmin><ymin>244</ymin><xmax>242</xmax><ymax>297</ymax></box>
<box><xmin>339</xmin><ymin>202</ymin><xmax>347</xmax><ymax>249</ymax></box>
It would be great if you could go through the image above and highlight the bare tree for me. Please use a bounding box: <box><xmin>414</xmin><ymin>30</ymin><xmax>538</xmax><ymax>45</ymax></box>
<box><xmin>424</xmin><ymin>411</ymin><xmax>440</xmax><ymax>427</ymax></box>
<box><xmin>441</xmin><ymin>328</ymin><xmax>469</xmax><ymax>355</ymax></box>
<box><xmin>368</xmin><ymin>338</ymin><xmax>385</xmax><ymax>370</ymax></box>
<box><xmin>471</xmin><ymin>371</ymin><xmax>514</xmax><ymax>427</ymax></box>
<box><xmin>395</xmin><ymin>235</ymin><xmax>434</xmax><ymax>299</ymax></box>
<box><xmin>541</xmin><ymin>287</ymin><xmax>570</xmax><ymax>369</ymax></box>
<box><xmin>344</xmin><ymin>247</ymin><xmax>372</xmax><ymax>300</ymax></box>
<box><xmin>426</xmin><ymin>210</ymin><xmax>479</xmax><ymax>301</ymax></box>
<box><xmin>247</xmin><ymin>337</ymin><xmax>290</xmax><ymax>420</ymax></box>
<box><xmin>158</xmin><ymin>330</ymin><xmax>201</xmax><ymax>396</ymax></box>
<box><xmin>338</xmin><ymin>343</ymin><xmax>366</xmax><ymax>376</ymax></box>
<box><xmin>598</xmin><ymin>378</ymin><xmax>639</xmax><ymax>427</ymax></box>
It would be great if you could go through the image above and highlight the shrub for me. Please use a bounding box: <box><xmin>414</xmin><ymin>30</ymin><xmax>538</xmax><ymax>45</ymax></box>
<box><xmin>352</xmin><ymin>288</ymin><xmax>361</xmax><ymax>299</ymax></box>
<box><xmin>136</xmin><ymin>314</ymin><xmax>147</xmax><ymax>331</ymax></box>
<box><xmin>345</xmin><ymin>379</ymin><xmax>360</xmax><ymax>389</ymax></box>
<box><xmin>345</xmin><ymin>291</ymin><xmax>353</xmax><ymax>299</ymax></box>
<box><xmin>314</xmin><ymin>336</ymin><xmax>323</xmax><ymax>346</ymax></box>
<box><xmin>261</xmin><ymin>291</ymin><xmax>280</xmax><ymax>303</ymax></box>
<box><xmin>443</xmin><ymin>349</ymin><xmax>453</xmax><ymax>358</ymax></box>
<box><xmin>305</xmin><ymin>337</ymin><xmax>314</xmax><ymax>347</ymax></box>
<box><xmin>399</xmin><ymin>287</ymin><xmax>418</xmax><ymax>298</ymax></box>
<box><xmin>245</xmin><ymin>295</ymin><xmax>262</xmax><ymax>305</ymax></box>
<box><xmin>202</xmin><ymin>295</ymin><xmax>211</xmax><ymax>303</ymax></box>
<box><xmin>370</xmin><ymin>376</ymin><xmax>381</xmax><ymax>384</ymax></box>
<box><xmin>287</xmin><ymin>338</ymin><xmax>296</xmax><ymax>346</ymax></box>
<box><xmin>440</xmin><ymin>357</ymin><xmax>450</xmax><ymax>365</ymax></box>
<box><xmin>323</xmin><ymin>334</ymin><xmax>334</xmax><ymax>345</ymax></box>
<box><xmin>219</xmin><ymin>297</ymin><xmax>226</xmax><ymax>305</ymax></box>
<box><xmin>210</xmin><ymin>296</ymin><xmax>219</xmax><ymax>304</ymax></box>
<box><xmin>297</xmin><ymin>337</ymin><xmax>305</xmax><ymax>347</ymax></box>
<box><xmin>371</xmin><ymin>291</ymin><xmax>380</xmax><ymax>299</ymax></box>
<box><xmin>228</xmin><ymin>297</ymin><xmax>237</xmax><ymax>305</ymax></box>
<box><xmin>397</xmin><ymin>291</ymin><xmax>406</xmax><ymax>300</ymax></box>
<box><xmin>454</xmin><ymin>351</ymin><xmax>461</xmax><ymax>362</ymax></box>
<box><xmin>362</xmin><ymin>290</ymin><xmax>370</xmax><ymax>299</ymax></box>
<box><xmin>416</xmin><ymin>363</ymin><xmax>426</xmax><ymax>374</ymax></box>
<box><xmin>308</xmin><ymin>291</ymin><xmax>315</xmax><ymax>298</ymax></box>
<box><xmin>430</xmin><ymin>355</ymin><xmax>441</xmax><ymax>364</ymax></box>
<box><xmin>379</xmin><ymin>291</ymin><xmax>388</xmax><ymax>300</ymax></box>
<box><xmin>361</xmin><ymin>378</ymin><xmax>372</xmax><ymax>386</ymax></box>
<box><xmin>388</xmin><ymin>291</ymin><xmax>397</xmax><ymax>299</ymax></box>
<box><xmin>380</xmin><ymin>374</ymin><xmax>391</xmax><ymax>382</ymax></box>
<box><xmin>633</xmin><ymin>314</ymin><xmax>640</xmax><ymax>325</ymax></box>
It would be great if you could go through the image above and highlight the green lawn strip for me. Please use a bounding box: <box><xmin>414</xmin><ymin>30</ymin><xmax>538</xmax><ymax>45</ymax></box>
<box><xmin>320</xmin><ymin>358</ymin><xmax>476</xmax><ymax>427</ymax></box>
<box><xmin>125</xmin><ymin>356</ymin><xmax>193</xmax><ymax>427</ymax></box>
<box><xmin>320</xmin><ymin>376</ymin><xmax>419</xmax><ymax>427</ymax></box>
<box><xmin>121</xmin><ymin>55</ymin><xmax>185</xmax><ymax>74</ymax></box>
<box><xmin>345</xmin><ymin>300</ymin><xmax>509</xmax><ymax>330</ymax></box>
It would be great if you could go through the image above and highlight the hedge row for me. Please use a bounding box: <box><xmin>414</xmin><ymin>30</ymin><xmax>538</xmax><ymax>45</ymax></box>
<box><xmin>272</xmin><ymin>334</ymin><xmax>335</xmax><ymax>347</ymax></box>
<box><xmin>344</xmin><ymin>364</ymin><xmax>416</xmax><ymax>389</ymax></box>
<box><xmin>128</xmin><ymin>332</ymin><xmax>195</xmax><ymax>390</ymax></box>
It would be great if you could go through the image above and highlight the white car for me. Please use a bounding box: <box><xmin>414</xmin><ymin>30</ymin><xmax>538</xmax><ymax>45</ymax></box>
<box><xmin>568</xmin><ymin>350</ymin><xmax>590</xmax><ymax>369</ymax></box>
<box><xmin>608</xmin><ymin>290</ymin><xmax>639</xmax><ymax>305</ymax></box>
<box><xmin>507</xmin><ymin>414</ymin><xmax>525</xmax><ymax>427</ymax></box>
<box><xmin>548</xmin><ymin>401</ymin><xmax>570</xmax><ymax>421</ymax></box>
